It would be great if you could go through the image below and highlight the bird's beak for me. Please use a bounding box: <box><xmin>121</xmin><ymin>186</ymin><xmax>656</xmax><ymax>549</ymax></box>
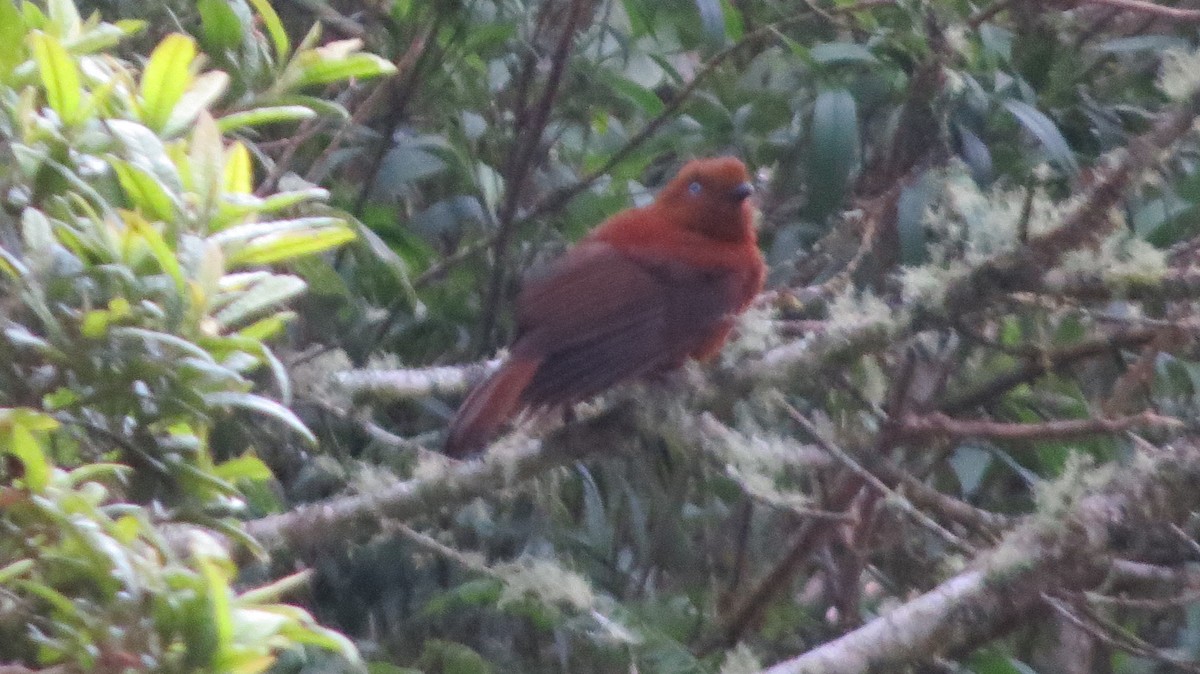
<box><xmin>730</xmin><ymin>182</ymin><xmax>753</xmax><ymax>202</ymax></box>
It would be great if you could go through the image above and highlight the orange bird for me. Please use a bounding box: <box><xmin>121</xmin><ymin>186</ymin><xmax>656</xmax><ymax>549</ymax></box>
<box><xmin>445</xmin><ymin>156</ymin><xmax>765</xmax><ymax>457</ymax></box>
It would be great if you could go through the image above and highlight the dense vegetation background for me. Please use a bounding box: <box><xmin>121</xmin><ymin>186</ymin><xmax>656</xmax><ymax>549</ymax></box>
<box><xmin>7</xmin><ymin>0</ymin><xmax>1200</xmax><ymax>672</ymax></box>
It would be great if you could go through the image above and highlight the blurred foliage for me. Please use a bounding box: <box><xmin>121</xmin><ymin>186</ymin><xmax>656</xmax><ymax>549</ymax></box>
<box><xmin>0</xmin><ymin>0</ymin><xmax>391</xmax><ymax>669</ymax></box>
<box><xmin>7</xmin><ymin>0</ymin><xmax>1200</xmax><ymax>672</ymax></box>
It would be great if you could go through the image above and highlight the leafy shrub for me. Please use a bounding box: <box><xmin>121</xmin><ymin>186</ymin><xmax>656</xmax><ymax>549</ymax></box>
<box><xmin>0</xmin><ymin>0</ymin><xmax>392</xmax><ymax>669</ymax></box>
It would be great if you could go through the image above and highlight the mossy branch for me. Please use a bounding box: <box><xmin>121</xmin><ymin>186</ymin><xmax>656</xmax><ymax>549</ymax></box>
<box><xmin>761</xmin><ymin>437</ymin><xmax>1200</xmax><ymax>674</ymax></box>
<box><xmin>242</xmin><ymin>404</ymin><xmax>642</xmax><ymax>557</ymax></box>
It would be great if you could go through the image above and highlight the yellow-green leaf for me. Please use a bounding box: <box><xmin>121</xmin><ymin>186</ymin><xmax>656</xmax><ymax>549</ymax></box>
<box><xmin>224</xmin><ymin>141</ymin><xmax>253</xmax><ymax>195</ymax></box>
<box><xmin>140</xmin><ymin>33</ymin><xmax>197</xmax><ymax>132</ymax></box>
<box><xmin>7</xmin><ymin>422</ymin><xmax>50</xmax><ymax>492</ymax></box>
<box><xmin>165</xmin><ymin>70</ymin><xmax>230</xmax><ymax>137</ymax></box>
<box><xmin>227</xmin><ymin>227</ymin><xmax>356</xmax><ymax>267</ymax></box>
<box><xmin>236</xmin><ymin>313</ymin><xmax>293</xmax><ymax>341</ymax></box>
<box><xmin>45</xmin><ymin>0</ymin><xmax>81</xmax><ymax>37</ymax></box>
<box><xmin>190</xmin><ymin>111</ymin><xmax>223</xmax><ymax>222</ymax></box>
<box><xmin>0</xmin><ymin>0</ymin><xmax>24</xmax><ymax>83</ymax></box>
<box><xmin>109</xmin><ymin>156</ymin><xmax>178</xmax><ymax>222</ymax></box>
<box><xmin>29</xmin><ymin>31</ymin><xmax>83</xmax><ymax>126</ymax></box>
<box><xmin>291</xmin><ymin>48</ymin><xmax>396</xmax><ymax>89</ymax></box>
<box><xmin>246</xmin><ymin>0</ymin><xmax>289</xmax><ymax>61</ymax></box>
<box><xmin>213</xmin><ymin>275</ymin><xmax>306</xmax><ymax>329</ymax></box>
<box><xmin>198</xmin><ymin>555</ymin><xmax>235</xmax><ymax>657</ymax></box>
<box><xmin>216</xmin><ymin>106</ymin><xmax>317</xmax><ymax>132</ymax></box>
<box><xmin>0</xmin><ymin>559</ymin><xmax>35</xmax><ymax>584</ymax></box>
<box><xmin>126</xmin><ymin>210</ymin><xmax>186</xmax><ymax>293</ymax></box>
<box><xmin>214</xmin><ymin>454</ymin><xmax>273</xmax><ymax>483</ymax></box>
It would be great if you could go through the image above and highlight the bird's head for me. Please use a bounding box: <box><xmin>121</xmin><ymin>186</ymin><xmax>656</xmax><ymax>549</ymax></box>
<box><xmin>655</xmin><ymin>156</ymin><xmax>756</xmax><ymax>242</ymax></box>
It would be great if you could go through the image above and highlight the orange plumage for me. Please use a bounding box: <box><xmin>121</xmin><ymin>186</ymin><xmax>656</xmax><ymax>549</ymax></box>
<box><xmin>445</xmin><ymin>156</ymin><xmax>765</xmax><ymax>457</ymax></box>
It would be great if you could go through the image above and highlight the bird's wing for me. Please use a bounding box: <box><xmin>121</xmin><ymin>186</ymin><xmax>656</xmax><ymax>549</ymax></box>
<box><xmin>514</xmin><ymin>241</ymin><xmax>738</xmax><ymax>407</ymax></box>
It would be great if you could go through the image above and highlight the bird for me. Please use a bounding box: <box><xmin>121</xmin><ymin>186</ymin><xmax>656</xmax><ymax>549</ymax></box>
<box><xmin>445</xmin><ymin>156</ymin><xmax>765</xmax><ymax>457</ymax></box>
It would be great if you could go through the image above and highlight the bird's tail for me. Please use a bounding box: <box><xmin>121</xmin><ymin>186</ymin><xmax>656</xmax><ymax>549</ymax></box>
<box><xmin>444</xmin><ymin>357</ymin><xmax>539</xmax><ymax>458</ymax></box>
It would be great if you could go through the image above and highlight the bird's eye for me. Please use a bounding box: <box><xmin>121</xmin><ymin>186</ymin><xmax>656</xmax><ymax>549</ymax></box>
<box><xmin>687</xmin><ymin>181</ymin><xmax>702</xmax><ymax>195</ymax></box>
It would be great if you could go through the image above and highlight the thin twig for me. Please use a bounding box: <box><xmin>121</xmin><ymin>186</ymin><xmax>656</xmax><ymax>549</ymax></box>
<box><xmin>518</xmin><ymin>10</ymin><xmax>819</xmax><ymax>225</ymax></box>
<box><xmin>279</xmin><ymin>0</ymin><xmax>366</xmax><ymax>37</ymax></box>
<box><xmin>1043</xmin><ymin>592</ymin><xmax>1200</xmax><ymax>673</ymax></box>
<box><xmin>783</xmin><ymin>402</ymin><xmax>976</xmax><ymax>555</ymax></box>
<box><xmin>1082</xmin><ymin>0</ymin><xmax>1200</xmax><ymax>21</ymax></box>
<box><xmin>895</xmin><ymin>410</ymin><xmax>1182</xmax><ymax>442</ymax></box>
<box><xmin>478</xmin><ymin>0</ymin><xmax>590</xmax><ymax>348</ymax></box>
<box><xmin>304</xmin><ymin>28</ymin><xmax>434</xmax><ymax>185</ymax></box>
<box><xmin>968</xmin><ymin>0</ymin><xmax>1013</xmax><ymax>29</ymax></box>
<box><xmin>939</xmin><ymin>328</ymin><xmax>1159</xmax><ymax>414</ymax></box>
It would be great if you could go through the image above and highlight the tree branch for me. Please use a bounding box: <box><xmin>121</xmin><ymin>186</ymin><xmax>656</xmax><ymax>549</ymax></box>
<box><xmin>761</xmin><ymin>437</ymin><xmax>1200</xmax><ymax>674</ymax></box>
<box><xmin>242</xmin><ymin>404</ymin><xmax>641</xmax><ymax>558</ymax></box>
<box><xmin>894</xmin><ymin>410</ymin><xmax>1182</xmax><ymax>442</ymax></box>
<box><xmin>752</xmin><ymin>86</ymin><xmax>1200</xmax><ymax>386</ymax></box>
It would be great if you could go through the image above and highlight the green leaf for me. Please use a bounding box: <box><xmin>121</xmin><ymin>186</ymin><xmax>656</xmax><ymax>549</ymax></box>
<box><xmin>246</xmin><ymin>0</ymin><xmax>289</xmax><ymax>61</ymax></box>
<box><xmin>263</xmin><ymin>93</ymin><xmax>349</xmax><ymax>119</ymax></box>
<box><xmin>214</xmin><ymin>454</ymin><xmax>274</xmax><ymax>483</ymax></box>
<box><xmin>165</xmin><ymin>70</ymin><xmax>230</xmax><ymax>137</ymax></box>
<box><xmin>0</xmin><ymin>559</ymin><xmax>35</xmax><ymax>584</ymax></box>
<box><xmin>209</xmin><ymin>334</ymin><xmax>292</xmax><ymax>402</ymax></box>
<box><xmin>0</xmin><ymin>0</ymin><xmax>24</xmax><ymax>83</ymax></box>
<box><xmin>29</xmin><ymin>30</ymin><xmax>83</xmax><ymax>126</ymax></box>
<box><xmin>720</xmin><ymin>0</ymin><xmax>743</xmax><ymax>41</ymax></box>
<box><xmin>127</xmin><ymin>211</ymin><xmax>186</xmax><ymax>292</ymax></box>
<box><xmin>896</xmin><ymin>171</ymin><xmax>933</xmax><ymax>266</ymax></box>
<box><xmin>1001</xmin><ymin>99</ymin><xmax>1079</xmax><ymax>174</ymax></box>
<box><xmin>216</xmin><ymin>105</ymin><xmax>318</xmax><ymax>132</ymax></box>
<box><xmin>211</xmin><ymin>216</ymin><xmax>346</xmax><ymax>247</ymax></box>
<box><xmin>109</xmin><ymin>157</ymin><xmax>179</xmax><ymax>222</ymax></box>
<box><xmin>45</xmin><ymin>0</ymin><xmax>81</xmax><ymax>37</ymax></box>
<box><xmin>214</xmin><ymin>275</ymin><xmax>307</xmax><ymax>328</ymax></box>
<box><xmin>354</xmin><ymin>222</ymin><xmax>423</xmax><ymax>315</ymax></box>
<box><xmin>197</xmin><ymin>0</ymin><xmax>245</xmax><ymax>53</ymax></box>
<box><xmin>280</xmin><ymin>619</ymin><xmax>361</xmax><ymax>664</ymax></box>
<box><xmin>62</xmin><ymin>462</ymin><xmax>131</xmax><ymax>487</ymax></box>
<box><xmin>110</xmin><ymin>327</ymin><xmax>216</xmax><ymax>362</ymax></box>
<box><xmin>64</xmin><ymin>21</ymin><xmax>137</xmax><ymax>53</ymax></box>
<box><xmin>203</xmin><ymin>392</ymin><xmax>316</xmax><ymax>444</ymax></box>
<box><xmin>290</xmin><ymin>47</ymin><xmax>396</xmax><ymax>89</ymax></box>
<box><xmin>226</xmin><ymin>225</ymin><xmax>356</xmax><ymax>267</ymax></box>
<box><xmin>106</xmin><ymin>119</ymin><xmax>186</xmax><ymax>194</ymax></box>
<box><xmin>608</xmin><ymin>75</ymin><xmax>664</xmax><ymax>116</ymax></box>
<box><xmin>197</xmin><ymin>555</ymin><xmax>235</xmax><ymax>657</ymax></box>
<box><xmin>216</xmin><ymin>189</ymin><xmax>331</xmax><ymax>229</ymax></box>
<box><xmin>7</xmin><ymin>422</ymin><xmax>50</xmax><ymax>492</ymax></box>
<box><xmin>807</xmin><ymin>87</ymin><xmax>859</xmax><ymax>219</ymax></box>
<box><xmin>190</xmin><ymin>111</ymin><xmax>224</xmax><ymax>223</ymax></box>
<box><xmin>224</xmin><ymin>141</ymin><xmax>253</xmax><ymax>195</ymax></box>
<box><xmin>695</xmin><ymin>0</ymin><xmax>726</xmax><ymax>46</ymax></box>
<box><xmin>140</xmin><ymin>33</ymin><xmax>197</xmax><ymax>132</ymax></box>
<box><xmin>810</xmin><ymin>41</ymin><xmax>877</xmax><ymax>66</ymax></box>
<box><xmin>235</xmin><ymin>313</ymin><xmax>293</xmax><ymax>341</ymax></box>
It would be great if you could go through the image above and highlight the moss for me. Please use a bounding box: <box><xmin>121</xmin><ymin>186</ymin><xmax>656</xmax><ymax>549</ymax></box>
<box><xmin>1159</xmin><ymin>48</ymin><xmax>1200</xmax><ymax>101</ymax></box>
<box><xmin>496</xmin><ymin>555</ymin><xmax>596</xmax><ymax>612</ymax></box>
<box><xmin>719</xmin><ymin>643</ymin><xmax>763</xmax><ymax>674</ymax></box>
<box><xmin>1059</xmin><ymin>233</ymin><xmax>1167</xmax><ymax>288</ymax></box>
